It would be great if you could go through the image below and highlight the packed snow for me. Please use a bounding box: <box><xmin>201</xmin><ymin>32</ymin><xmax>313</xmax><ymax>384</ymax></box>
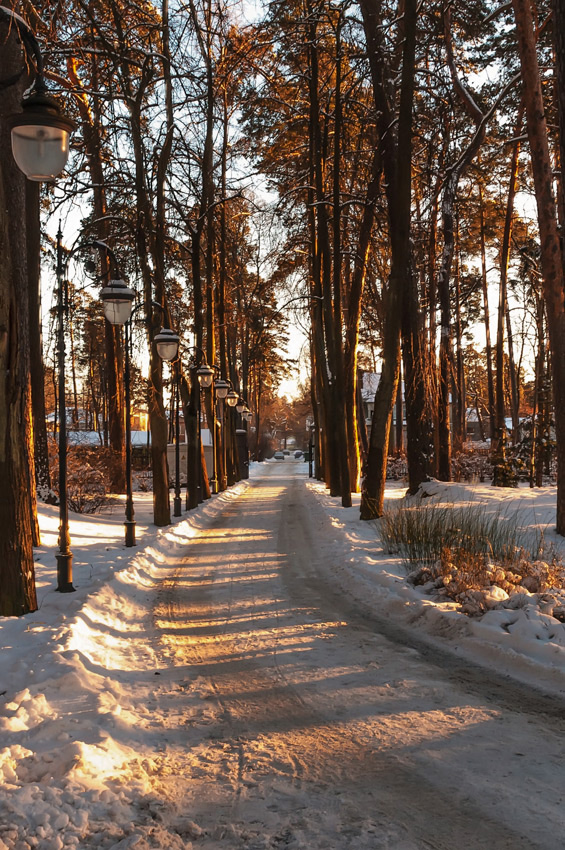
<box><xmin>2</xmin><ymin>461</ymin><xmax>565</xmax><ymax>848</ymax></box>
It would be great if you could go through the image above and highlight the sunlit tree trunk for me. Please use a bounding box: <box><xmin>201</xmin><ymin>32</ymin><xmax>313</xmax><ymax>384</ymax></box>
<box><xmin>512</xmin><ymin>0</ymin><xmax>565</xmax><ymax>533</ymax></box>
<box><xmin>494</xmin><ymin>105</ymin><xmax>523</xmax><ymax>482</ymax></box>
<box><xmin>0</xmin><ymin>24</ymin><xmax>37</xmax><ymax>614</ymax></box>
<box><xmin>359</xmin><ymin>0</ymin><xmax>422</xmax><ymax>515</ymax></box>
<box><xmin>452</xmin><ymin>235</ymin><xmax>466</xmax><ymax>454</ymax></box>
<box><xmin>479</xmin><ymin>184</ymin><xmax>496</xmax><ymax>443</ymax></box>
<box><xmin>553</xmin><ymin>0</ymin><xmax>565</xmax><ymax>224</ymax></box>
<box><xmin>331</xmin><ymin>11</ymin><xmax>352</xmax><ymax>507</ymax></box>
<box><xmin>344</xmin><ymin>149</ymin><xmax>381</xmax><ymax>491</ymax></box>
<box><xmin>27</xmin><ymin>180</ymin><xmax>51</xmax><ymax>515</ymax></box>
<box><xmin>307</xmin><ymin>5</ymin><xmax>342</xmax><ymax>499</ymax></box>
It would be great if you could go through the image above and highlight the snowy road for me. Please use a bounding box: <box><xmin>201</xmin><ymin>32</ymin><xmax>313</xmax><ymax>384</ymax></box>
<box><xmin>151</xmin><ymin>462</ymin><xmax>565</xmax><ymax>850</ymax></box>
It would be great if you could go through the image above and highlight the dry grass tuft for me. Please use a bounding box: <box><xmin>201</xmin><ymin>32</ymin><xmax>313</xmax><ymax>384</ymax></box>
<box><xmin>376</xmin><ymin>502</ymin><xmax>565</xmax><ymax>616</ymax></box>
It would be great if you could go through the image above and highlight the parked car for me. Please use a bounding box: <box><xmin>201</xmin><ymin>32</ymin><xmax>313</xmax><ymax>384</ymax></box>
<box><xmin>283</xmin><ymin>449</ymin><xmax>291</xmax><ymax>456</ymax></box>
<box><xmin>273</xmin><ymin>451</ymin><xmax>285</xmax><ymax>460</ymax></box>
<box><xmin>294</xmin><ymin>450</ymin><xmax>303</xmax><ymax>459</ymax></box>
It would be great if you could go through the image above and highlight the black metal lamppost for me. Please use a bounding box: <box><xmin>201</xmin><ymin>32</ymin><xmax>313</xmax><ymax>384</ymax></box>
<box><xmin>223</xmin><ymin>386</ymin><xmax>239</xmax><ymax>486</ymax></box>
<box><xmin>100</xmin><ymin>307</ymin><xmax>180</xmax><ymax>545</ymax></box>
<box><xmin>176</xmin><ymin>349</ymin><xmax>215</xmax><ymax>511</ymax></box>
<box><xmin>212</xmin><ymin>378</ymin><xmax>229</xmax><ymax>490</ymax></box>
<box><xmin>100</xmin><ymin>288</ymin><xmax>151</xmax><ymax>548</ymax></box>
<box><xmin>309</xmin><ymin>424</ymin><xmax>315</xmax><ymax>478</ymax></box>
<box><xmin>172</xmin><ymin>361</ymin><xmax>183</xmax><ymax>518</ymax></box>
<box><xmin>53</xmin><ymin>234</ymin><xmax>134</xmax><ymax>591</ymax></box>
<box><xmin>2</xmin><ymin>6</ymin><xmax>77</xmax><ymax>590</ymax></box>
<box><xmin>152</xmin><ymin>328</ymin><xmax>181</xmax><ymax>515</ymax></box>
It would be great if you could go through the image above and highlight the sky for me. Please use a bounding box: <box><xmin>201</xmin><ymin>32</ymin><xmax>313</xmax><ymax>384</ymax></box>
<box><xmin>2</xmin><ymin>463</ymin><xmax>565</xmax><ymax>847</ymax></box>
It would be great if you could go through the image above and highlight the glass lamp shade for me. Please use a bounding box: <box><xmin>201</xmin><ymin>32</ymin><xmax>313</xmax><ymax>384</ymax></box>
<box><xmin>154</xmin><ymin>327</ymin><xmax>180</xmax><ymax>362</ymax></box>
<box><xmin>214</xmin><ymin>379</ymin><xmax>229</xmax><ymax>399</ymax></box>
<box><xmin>9</xmin><ymin>88</ymin><xmax>76</xmax><ymax>182</ymax></box>
<box><xmin>236</xmin><ymin>399</ymin><xmax>245</xmax><ymax>414</ymax></box>
<box><xmin>226</xmin><ymin>389</ymin><xmax>239</xmax><ymax>407</ymax></box>
<box><xmin>197</xmin><ymin>364</ymin><xmax>214</xmax><ymax>388</ymax></box>
<box><xmin>101</xmin><ymin>280</ymin><xmax>135</xmax><ymax>325</ymax></box>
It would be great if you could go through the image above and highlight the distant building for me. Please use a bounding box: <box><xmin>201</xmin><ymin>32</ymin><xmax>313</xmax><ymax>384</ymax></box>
<box><xmin>360</xmin><ymin>372</ymin><xmax>405</xmax><ymax>431</ymax></box>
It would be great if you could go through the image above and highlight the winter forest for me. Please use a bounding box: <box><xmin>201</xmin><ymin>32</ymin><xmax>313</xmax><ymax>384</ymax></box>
<box><xmin>3</xmin><ymin>0</ymin><xmax>565</xmax><ymax>619</ymax></box>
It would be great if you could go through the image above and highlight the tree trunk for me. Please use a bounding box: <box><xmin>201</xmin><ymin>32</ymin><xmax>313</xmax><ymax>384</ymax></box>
<box><xmin>344</xmin><ymin>149</ymin><xmax>381</xmax><ymax>490</ymax></box>
<box><xmin>359</xmin><ymin>0</ymin><xmax>423</xmax><ymax>513</ymax></box>
<box><xmin>552</xmin><ymin>0</ymin><xmax>565</xmax><ymax>226</ymax></box>
<box><xmin>360</xmin><ymin>283</ymin><xmax>401</xmax><ymax>518</ymax></box>
<box><xmin>512</xmin><ymin>0</ymin><xmax>565</xmax><ymax>533</ymax></box>
<box><xmin>67</xmin><ymin>57</ymin><xmax>126</xmax><ymax>493</ymax></box>
<box><xmin>331</xmin><ymin>12</ymin><xmax>352</xmax><ymax>507</ymax></box>
<box><xmin>452</xmin><ymin>239</ymin><xmax>466</xmax><ymax>454</ymax></box>
<box><xmin>494</xmin><ymin>105</ymin><xmax>523</xmax><ymax>482</ymax></box>
<box><xmin>307</xmin><ymin>6</ymin><xmax>341</xmax><ymax>498</ymax></box>
<box><xmin>0</xmin><ymin>24</ymin><xmax>37</xmax><ymax>614</ymax></box>
<box><xmin>479</xmin><ymin>185</ymin><xmax>496</xmax><ymax>444</ymax></box>
<box><xmin>396</xmin><ymin>0</ymin><xmax>431</xmax><ymax>494</ymax></box>
<box><xmin>27</xmin><ymin>181</ymin><xmax>51</xmax><ymax>512</ymax></box>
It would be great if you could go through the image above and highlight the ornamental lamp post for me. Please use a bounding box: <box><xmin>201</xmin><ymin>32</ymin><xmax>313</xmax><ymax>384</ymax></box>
<box><xmin>196</xmin><ymin>362</ymin><xmax>215</xmax><ymax>492</ymax></box>
<box><xmin>214</xmin><ymin>379</ymin><xmax>229</xmax><ymax>490</ymax></box>
<box><xmin>172</xmin><ymin>361</ymin><xmax>183</xmax><ymax>517</ymax></box>
<box><xmin>0</xmin><ymin>6</ymin><xmax>76</xmax><ymax>182</ymax></box>
<box><xmin>101</xmin><ymin>279</ymin><xmax>135</xmax><ymax>325</ymax></box>
<box><xmin>100</xmin><ymin>280</ymin><xmax>137</xmax><ymax>546</ymax></box>
<box><xmin>155</xmin><ymin>327</ymin><xmax>180</xmax><ymax>362</ymax></box>
<box><xmin>226</xmin><ymin>388</ymin><xmax>239</xmax><ymax>408</ymax></box>
<box><xmin>197</xmin><ymin>363</ymin><xmax>214</xmax><ymax>389</ymax></box>
<box><xmin>214</xmin><ymin>379</ymin><xmax>229</xmax><ymax>400</ymax></box>
<box><xmin>1</xmin><ymin>6</ymin><xmax>77</xmax><ymax>590</ymax></box>
<box><xmin>193</xmin><ymin>360</ymin><xmax>216</xmax><ymax>499</ymax></box>
<box><xmin>55</xmin><ymin>232</ymin><xmax>130</xmax><ymax>588</ymax></box>
<box><xmin>224</xmin><ymin>387</ymin><xmax>239</xmax><ymax>486</ymax></box>
<box><xmin>154</xmin><ymin>328</ymin><xmax>180</xmax><ymax>512</ymax></box>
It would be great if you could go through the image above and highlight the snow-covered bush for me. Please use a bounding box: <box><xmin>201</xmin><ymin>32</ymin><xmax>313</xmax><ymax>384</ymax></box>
<box><xmin>49</xmin><ymin>441</ymin><xmax>111</xmax><ymax>514</ymax></box>
<box><xmin>377</xmin><ymin>501</ymin><xmax>565</xmax><ymax>616</ymax></box>
<box><xmin>451</xmin><ymin>444</ymin><xmax>492</xmax><ymax>483</ymax></box>
<box><xmin>386</xmin><ymin>453</ymin><xmax>408</xmax><ymax>480</ymax></box>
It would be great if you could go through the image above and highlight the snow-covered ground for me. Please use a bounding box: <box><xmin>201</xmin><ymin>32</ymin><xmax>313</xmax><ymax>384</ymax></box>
<box><xmin>2</xmin><ymin>462</ymin><xmax>565</xmax><ymax>848</ymax></box>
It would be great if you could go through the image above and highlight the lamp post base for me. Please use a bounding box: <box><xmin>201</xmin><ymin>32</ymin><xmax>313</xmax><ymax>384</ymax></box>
<box><xmin>125</xmin><ymin>520</ymin><xmax>136</xmax><ymax>547</ymax></box>
<box><xmin>210</xmin><ymin>478</ymin><xmax>217</xmax><ymax>494</ymax></box>
<box><xmin>173</xmin><ymin>495</ymin><xmax>182</xmax><ymax>517</ymax></box>
<box><xmin>56</xmin><ymin>553</ymin><xmax>75</xmax><ymax>592</ymax></box>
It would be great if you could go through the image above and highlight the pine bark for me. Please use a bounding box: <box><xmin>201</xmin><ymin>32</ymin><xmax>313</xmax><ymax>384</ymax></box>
<box><xmin>0</xmin><ymin>24</ymin><xmax>37</xmax><ymax>614</ymax></box>
<box><xmin>512</xmin><ymin>0</ymin><xmax>565</xmax><ymax>533</ymax></box>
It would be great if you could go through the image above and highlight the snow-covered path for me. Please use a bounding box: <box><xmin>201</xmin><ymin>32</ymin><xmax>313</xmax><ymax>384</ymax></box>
<box><xmin>3</xmin><ymin>463</ymin><xmax>565</xmax><ymax>848</ymax></box>
<box><xmin>149</xmin><ymin>463</ymin><xmax>565</xmax><ymax>849</ymax></box>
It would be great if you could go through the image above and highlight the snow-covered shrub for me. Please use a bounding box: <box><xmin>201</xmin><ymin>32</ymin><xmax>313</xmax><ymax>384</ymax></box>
<box><xmin>451</xmin><ymin>444</ymin><xmax>492</xmax><ymax>483</ymax></box>
<box><xmin>49</xmin><ymin>442</ymin><xmax>111</xmax><ymax>514</ymax></box>
<box><xmin>386</xmin><ymin>453</ymin><xmax>408</xmax><ymax>480</ymax></box>
<box><xmin>134</xmin><ymin>470</ymin><xmax>153</xmax><ymax>492</ymax></box>
<box><xmin>507</xmin><ymin>416</ymin><xmax>557</xmax><ymax>484</ymax></box>
<box><xmin>380</xmin><ymin>501</ymin><xmax>565</xmax><ymax>616</ymax></box>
